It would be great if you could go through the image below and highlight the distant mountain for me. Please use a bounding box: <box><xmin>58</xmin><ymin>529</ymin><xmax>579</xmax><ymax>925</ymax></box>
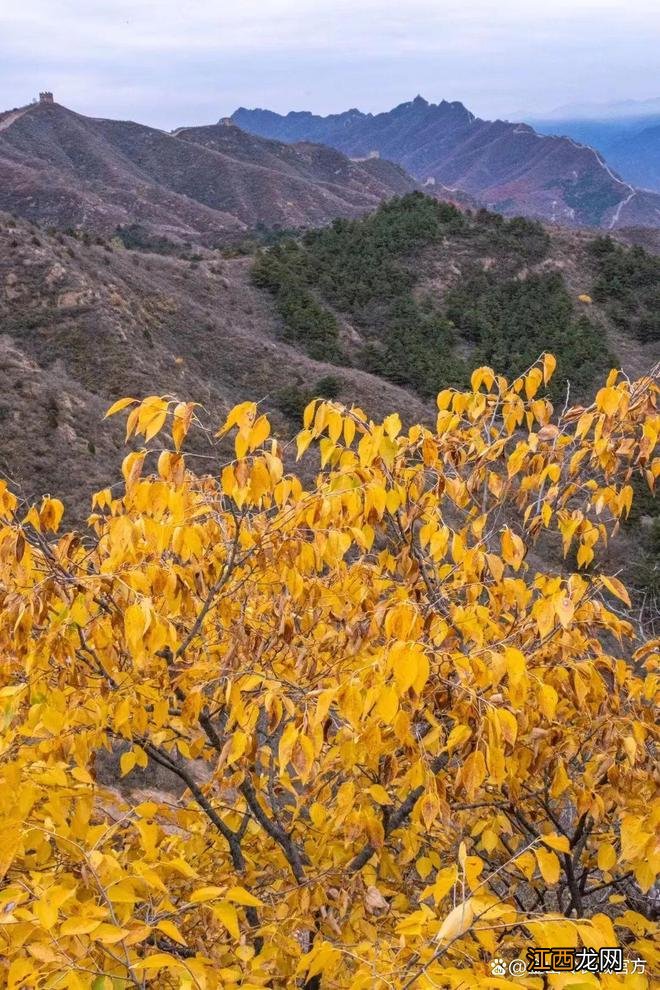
<box><xmin>0</xmin><ymin>100</ymin><xmax>418</xmax><ymax>244</ymax></box>
<box><xmin>607</xmin><ymin>124</ymin><xmax>660</xmax><ymax>192</ymax></box>
<box><xmin>232</xmin><ymin>97</ymin><xmax>660</xmax><ymax>229</ymax></box>
<box><xmin>530</xmin><ymin>97</ymin><xmax>660</xmax><ymax>122</ymax></box>
<box><xmin>530</xmin><ymin>114</ymin><xmax>660</xmax><ymax>194</ymax></box>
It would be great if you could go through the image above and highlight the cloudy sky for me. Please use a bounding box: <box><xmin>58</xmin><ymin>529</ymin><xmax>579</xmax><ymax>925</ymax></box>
<box><xmin>1</xmin><ymin>0</ymin><xmax>658</xmax><ymax>127</ymax></box>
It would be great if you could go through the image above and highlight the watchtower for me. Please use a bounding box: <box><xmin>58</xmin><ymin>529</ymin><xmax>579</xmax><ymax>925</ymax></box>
<box><xmin>39</xmin><ymin>91</ymin><xmax>54</xmax><ymax>104</ymax></box>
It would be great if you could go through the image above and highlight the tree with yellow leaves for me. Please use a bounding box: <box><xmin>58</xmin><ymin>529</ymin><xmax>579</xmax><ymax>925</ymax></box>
<box><xmin>0</xmin><ymin>355</ymin><xmax>658</xmax><ymax>989</ymax></box>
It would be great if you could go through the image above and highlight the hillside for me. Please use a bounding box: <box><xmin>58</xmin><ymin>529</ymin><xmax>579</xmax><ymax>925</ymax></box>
<box><xmin>0</xmin><ymin>100</ymin><xmax>418</xmax><ymax>244</ymax></box>
<box><xmin>0</xmin><ymin>212</ymin><xmax>431</xmax><ymax>524</ymax></box>
<box><xmin>232</xmin><ymin>97</ymin><xmax>660</xmax><ymax>230</ymax></box>
<box><xmin>251</xmin><ymin>194</ymin><xmax>659</xmax><ymax>398</ymax></box>
<box><xmin>2</xmin><ymin>196</ymin><xmax>658</xmax><ymax>532</ymax></box>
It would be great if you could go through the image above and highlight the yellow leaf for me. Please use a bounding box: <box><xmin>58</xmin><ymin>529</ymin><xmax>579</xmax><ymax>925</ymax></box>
<box><xmin>249</xmin><ymin>414</ymin><xmax>271</xmax><ymax>451</ymax></box>
<box><xmin>60</xmin><ymin>917</ymin><xmax>104</xmax><ymax>936</ymax></box>
<box><xmin>419</xmin><ymin>792</ymin><xmax>440</xmax><ymax>828</ymax></box>
<box><xmin>134</xmin><ymin>953</ymin><xmax>181</xmax><ymax>971</ymax></box>
<box><xmin>525</xmin><ymin>367</ymin><xmax>543</xmax><ymax>400</ymax></box>
<box><xmin>35</xmin><ymin>896</ymin><xmax>58</xmax><ymax>930</ymax></box>
<box><xmin>227</xmin><ymin>730</ymin><xmax>248</xmax><ymax>765</ymax></box>
<box><xmin>303</xmin><ymin>400</ymin><xmax>317</xmax><ymax>429</ymax></box>
<box><xmin>538</xmin><ymin>683</ymin><xmax>558</xmax><ymax>721</ymax></box>
<box><xmin>93</xmin><ymin>923</ymin><xmax>131</xmax><ymax>944</ymax></box>
<box><xmin>620</xmin><ymin>815</ymin><xmax>653</xmax><ymax>862</ymax></box>
<box><xmin>124</xmin><ymin>600</ymin><xmax>151</xmax><ymax>649</ymax></box>
<box><xmin>368</xmin><ymin>784</ymin><xmax>393</xmax><ymax>805</ymax></box>
<box><xmin>550</xmin><ymin>761</ymin><xmax>571</xmax><ymax>799</ymax></box>
<box><xmin>7</xmin><ymin>960</ymin><xmax>35</xmax><ymax>988</ymax></box>
<box><xmin>416</xmin><ymin>857</ymin><xmax>433</xmax><ymax>880</ymax></box>
<box><xmin>395</xmin><ymin>909</ymin><xmax>431</xmax><ymax>937</ymax></box>
<box><xmin>461</xmin><ymin>750</ymin><xmax>487</xmax><ymax>799</ymax></box>
<box><xmin>535</xmin><ymin>847</ymin><xmax>560</xmax><ymax>884</ymax></box>
<box><xmin>0</xmin><ymin>831</ymin><xmax>20</xmax><ymax>881</ymax></box>
<box><xmin>166</xmin><ymin>858</ymin><xmax>198</xmax><ymax>879</ymax></box>
<box><xmin>495</xmin><ymin>709</ymin><xmax>518</xmax><ymax>746</ymax></box>
<box><xmin>212</xmin><ymin>902</ymin><xmax>240</xmax><ymax>940</ymax></box>
<box><xmin>383</xmin><ymin>412</ymin><xmax>401</xmax><ymax>439</ymax></box>
<box><xmin>437</xmin><ymin>388</ymin><xmax>453</xmax><ymax>410</ymax></box>
<box><xmin>156</xmin><ymin>920</ymin><xmax>187</xmax><ymax>945</ymax></box>
<box><xmin>485</xmin><ymin>741</ymin><xmax>505</xmax><ymax>785</ymax></box>
<box><xmin>623</xmin><ymin>735</ymin><xmax>637</xmax><ymax>764</ymax></box>
<box><xmin>597</xmin><ymin>843</ymin><xmax>617</xmax><ymax>872</ymax></box>
<box><xmin>344</xmin><ymin>416</ymin><xmax>356</xmax><ymax>446</ymax></box>
<box><xmin>432</xmin><ymin>866</ymin><xmax>458</xmax><ymax>903</ymax></box>
<box><xmin>463</xmin><ymin>855</ymin><xmax>484</xmax><ymax>890</ymax></box>
<box><xmin>501</xmin><ymin>528</ymin><xmax>525</xmax><ymax>570</ymax></box>
<box><xmin>105</xmin><ymin>396</ymin><xmax>137</xmax><ymax>418</ymax></box>
<box><xmin>225</xmin><ymin>886</ymin><xmax>264</xmax><ymax>907</ymax></box>
<box><xmin>596</xmin><ymin>386</ymin><xmax>621</xmax><ymax>417</ymax></box>
<box><xmin>375</xmin><ymin>684</ymin><xmax>399</xmax><ymax>722</ymax></box>
<box><xmin>516</xmin><ymin>851</ymin><xmax>537</xmax><ymax>880</ymax></box>
<box><xmin>189</xmin><ymin>886</ymin><xmax>225</xmax><ymax>903</ymax></box>
<box><xmin>446</xmin><ymin>724</ymin><xmax>472</xmax><ymax>751</ymax></box>
<box><xmin>600</xmin><ymin>575</ymin><xmax>632</xmax><ymax>608</ymax></box>
<box><xmin>554</xmin><ymin>593</ymin><xmax>575</xmax><ymax>629</ymax></box>
<box><xmin>504</xmin><ymin>647</ymin><xmax>526</xmax><ymax>686</ymax></box>
<box><xmin>297</xmin><ymin>940</ymin><xmax>342</xmax><ymax>980</ymax></box>
<box><xmin>542</xmin><ymin>353</ymin><xmax>557</xmax><ymax>384</ymax></box>
<box><xmin>543</xmin><ymin>833</ymin><xmax>570</xmax><ymax>854</ymax></box>
<box><xmin>291</xmin><ymin>734</ymin><xmax>315</xmax><ymax>782</ymax></box>
<box><xmin>296</xmin><ymin>429</ymin><xmax>313</xmax><ymax>459</ymax></box>
<box><xmin>39</xmin><ymin>497</ymin><xmax>64</xmax><ymax>532</ymax></box>
<box><xmin>436</xmin><ymin>899</ymin><xmax>474</xmax><ymax>943</ymax></box>
<box><xmin>171</xmin><ymin>402</ymin><xmax>194</xmax><ymax>451</ymax></box>
<box><xmin>120</xmin><ymin>750</ymin><xmax>136</xmax><ymax>777</ymax></box>
<box><xmin>140</xmin><ymin>397</ymin><xmax>169</xmax><ymax>442</ymax></box>
<box><xmin>391</xmin><ymin>645</ymin><xmax>418</xmax><ymax>695</ymax></box>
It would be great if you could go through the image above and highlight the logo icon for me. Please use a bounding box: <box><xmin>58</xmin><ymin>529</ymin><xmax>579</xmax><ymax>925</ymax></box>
<box><xmin>490</xmin><ymin>958</ymin><xmax>507</xmax><ymax>976</ymax></box>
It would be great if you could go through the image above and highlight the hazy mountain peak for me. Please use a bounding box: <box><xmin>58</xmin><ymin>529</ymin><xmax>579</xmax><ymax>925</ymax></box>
<box><xmin>232</xmin><ymin>98</ymin><xmax>660</xmax><ymax>230</ymax></box>
<box><xmin>533</xmin><ymin>96</ymin><xmax>660</xmax><ymax>122</ymax></box>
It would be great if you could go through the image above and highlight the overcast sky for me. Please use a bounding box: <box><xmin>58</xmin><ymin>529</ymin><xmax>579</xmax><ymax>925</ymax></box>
<box><xmin>1</xmin><ymin>0</ymin><xmax>658</xmax><ymax>127</ymax></box>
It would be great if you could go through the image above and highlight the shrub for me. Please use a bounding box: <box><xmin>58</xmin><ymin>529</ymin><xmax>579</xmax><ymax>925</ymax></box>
<box><xmin>313</xmin><ymin>374</ymin><xmax>342</xmax><ymax>400</ymax></box>
<box><xmin>445</xmin><ymin>270</ymin><xmax>615</xmax><ymax>397</ymax></box>
<box><xmin>252</xmin><ymin>195</ymin><xmax>571</xmax><ymax>398</ymax></box>
<box><xmin>589</xmin><ymin>236</ymin><xmax>660</xmax><ymax>343</ymax></box>
<box><xmin>273</xmin><ymin>384</ymin><xmax>310</xmax><ymax>421</ymax></box>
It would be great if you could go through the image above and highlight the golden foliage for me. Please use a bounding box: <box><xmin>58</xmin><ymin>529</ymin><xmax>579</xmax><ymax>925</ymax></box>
<box><xmin>0</xmin><ymin>356</ymin><xmax>658</xmax><ymax>988</ymax></box>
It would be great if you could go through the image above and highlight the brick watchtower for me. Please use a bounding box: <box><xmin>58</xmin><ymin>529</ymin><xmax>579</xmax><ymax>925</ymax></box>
<box><xmin>39</xmin><ymin>91</ymin><xmax>54</xmax><ymax>104</ymax></box>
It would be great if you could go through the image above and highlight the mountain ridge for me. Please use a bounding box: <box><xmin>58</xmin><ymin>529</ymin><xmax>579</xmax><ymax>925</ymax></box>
<box><xmin>232</xmin><ymin>97</ymin><xmax>660</xmax><ymax>230</ymax></box>
<box><xmin>530</xmin><ymin>113</ymin><xmax>660</xmax><ymax>194</ymax></box>
<box><xmin>0</xmin><ymin>100</ymin><xmax>419</xmax><ymax>244</ymax></box>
